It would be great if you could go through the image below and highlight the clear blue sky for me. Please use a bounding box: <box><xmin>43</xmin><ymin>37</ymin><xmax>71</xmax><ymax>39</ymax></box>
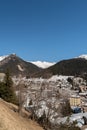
<box><xmin>0</xmin><ymin>0</ymin><xmax>87</xmax><ymax>62</ymax></box>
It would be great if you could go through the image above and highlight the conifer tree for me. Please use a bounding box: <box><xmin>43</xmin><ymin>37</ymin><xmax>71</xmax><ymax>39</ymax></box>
<box><xmin>4</xmin><ymin>69</ymin><xmax>13</xmax><ymax>88</ymax></box>
<box><xmin>0</xmin><ymin>69</ymin><xmax>18</xmax><ymax>104</ymax></box>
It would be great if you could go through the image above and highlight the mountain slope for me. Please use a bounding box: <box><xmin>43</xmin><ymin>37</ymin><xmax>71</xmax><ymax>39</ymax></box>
<box><xmin>0</xmin><ymin>55</ymin><xmax>9</xmax><ymax>61</ymax></box>
<box><xmin>46</xmin><ymin>57</ymin><xmax>87</xmax><ymax>76</ymax></box>
<box><xmin>0</xmin><ymin>99</ymin><xmax>43</xmax><ymax>130</ymax></box>
<box><xmin>34</xmin><ymin>57</ymin><xmax>87</xmax><ymax>78</ymax></box>
<box><xmin>0</xmin><ymin>54</ymin><xmax>42</xmax><ymax>77</ymax></box>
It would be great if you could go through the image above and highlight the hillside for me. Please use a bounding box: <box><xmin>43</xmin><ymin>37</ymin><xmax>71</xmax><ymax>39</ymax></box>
<box><xmin>47</xmin><ymin>58</ymin><xmax>87</xmax><ymax>76</ymax></box>
<box><xmin>0</xmin><ymin>98</ymin><xmax>44</xmax><ymax>130</ymax></box>
<box><xmin>33</xmin><ymin>57</ymin><xmax>87</xmax><ymax>78</ymax></box>
<box><xmin>0</xmin><ymin>54</ymin><xmax>42</xmax><ymax>77</ymax></box>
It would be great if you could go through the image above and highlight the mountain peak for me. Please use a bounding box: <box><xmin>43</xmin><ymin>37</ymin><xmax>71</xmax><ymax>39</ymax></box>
<box><xmin>0</xmin><ymin>53</ymin><xmax>17</xmax><ymax>62</ymax></box>
<box><xmin>10</xmin><ymin>53</ymin><xmax>16</xmax><ymax>56</ymax></box>
<box><xmin>0</xmin><ymin>54</ymin><xmax>42</xmax><ymax>77</ymax></box>
<box><xmin>78</xmin><ymin>54</ymin><xmax>87</xmax><ymax>60</ymax></box>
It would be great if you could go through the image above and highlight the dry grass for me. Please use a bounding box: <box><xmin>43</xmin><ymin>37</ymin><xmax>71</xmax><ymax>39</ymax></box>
<box><xmin>82</xmin><ymin>125</ymin><xmax>87</xmax><ymax>130</ymax></box>
<box><xmin>0</xmin><ymin>99</ymin><xmax>44</xmax><ymax>130</ymax></box>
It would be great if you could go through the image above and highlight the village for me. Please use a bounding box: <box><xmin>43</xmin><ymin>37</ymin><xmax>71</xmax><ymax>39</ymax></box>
<box><xmin>12</xmin><ymin>75</ymin><xmax>87</xmax><ymax>129</ymax></box>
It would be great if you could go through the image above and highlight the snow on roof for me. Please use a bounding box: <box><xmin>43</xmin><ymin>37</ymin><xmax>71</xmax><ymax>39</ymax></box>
<box><xmin>48</xmin><ymin>75</ymin><xmax>73</xmax><ymax>82</ymax></box>
<box><xmin>57</xmin><ymin>112</ymin><xmax>87</xmax><ymax>127</ymax></box>
<box><xmin>71</xmin><ymin>95</ymin><xmax>80</xmax><ymax>98</ymax></box>
<box><xmin>79</xmin><ymin>93</ymin><xmax>87</xmax><ymax>96</ymax></box>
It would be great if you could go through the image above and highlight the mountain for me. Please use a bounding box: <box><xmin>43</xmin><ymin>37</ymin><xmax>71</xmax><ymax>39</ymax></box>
<box><xmin>78</xmin><ymin>54</ymin><xmax>87</xmax><ymax>60</ymax></box>
<box><xmin>1</xmin><ymin>53</ymin><xmax>87</xmax><ymax>78</ymax></box>
<box><xmin>46</xmin><ymin>56</ymin><xmax>87</xmax><ymax>77</ymax></box>
<box><xmin>0</xmin><ymin>54</ymin><xmax>42</xmax><ymax>77</ymax></box>
<box><xmin>47</xmin><ymin>58</ymin><xmax>87</xmax><ymax>75</ymax></box>
<box><xmin>31</xmin><ymin>61</ymin><xmax>55</xmax><ymax>68</ymax></box>
<box><xmin>0</xmin><ymin>55</ymin><xmax>9</xmax><ymax>61</ymax></box>
<box><xmin>34</xmin><ymin>55</ymin><xmax>87</xmax><ymax>78</ymax></box>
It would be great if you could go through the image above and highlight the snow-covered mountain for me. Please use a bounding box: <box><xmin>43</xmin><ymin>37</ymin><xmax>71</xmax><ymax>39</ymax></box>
<box><xmin>0</xmin><ymin>54</ymin><xmax>55</xmax><ymax>69</ymax></box>
<box><xmin>78</xmin><ymin>54</ymin><xmax>87</xmax><ymax>60</ymax></box>
<box><xmin>30</xmin><ymin>61</ymin><xmax>55</xmax><ymax>69</ymax></box>
<box><xmin>1</xmin><ymin>53</ymin><xmax>87</xmax><ymax>77</ymax></box>
<box><xmin>0</xmin><ymin>55</ymin><xmax>9</xmax><ymax>61</ymax></box>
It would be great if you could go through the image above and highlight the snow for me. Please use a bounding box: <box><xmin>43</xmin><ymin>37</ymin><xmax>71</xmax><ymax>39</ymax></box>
<box><xmin>17</xmin><ymin>65</ymin><xmax>24</xmax><ymax>71</ymax></box>
<box><xmin>0</xmin><ymin>55</ymin><xmax>8</xmax><ymax>61</ymax></box>
<box><xmin>30</xmin><ymin>61</ymin><xmax>55</xmax><ymax>68</ymax></box>
<box><xmin>48</xmin><ymin>75</ymin><xmax>73</xmax><ymax>82</ymax></box>
<box><xmin>78</xmin><ymin>54</ymin><xmax>87</xmax><ymax>60</ymax></box>
<box><xmin>57</xmin><ymin>112</ymin><xmax>87</xmax><ymax>128</ymax></box>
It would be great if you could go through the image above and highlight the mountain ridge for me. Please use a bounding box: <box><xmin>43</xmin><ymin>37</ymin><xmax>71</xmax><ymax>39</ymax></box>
<box><xmin>0</xmin><ymin>53</ymin><xmax>87</xmax><ymax>78</ymax></box>
<box><xmin>0</xmin><ymin>54</ymin><xmax>42</xmax><ymax>77</ymax></box>
<box><xmin>0</xmin><ymin>54</ymin><xmax>56</xmax><ymax>69</ymax></box>
<box><xmin>32</xmin><ymin>55</ymin><xmax>87</xmax><ymax>78</ymax></box>
<box><xmin>45</xmin><ymin>57</ymin><xmax>87</xmax><ymax>77</ymax></box>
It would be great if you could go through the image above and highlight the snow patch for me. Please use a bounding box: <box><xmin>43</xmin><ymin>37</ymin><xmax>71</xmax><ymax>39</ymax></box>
<box><xmin>30</xmin><ymin>61</ymin><xmax>55</xmax><ymax>68</ymax></box>
<box><xmin>77</xmin><ymin>54</ymin><xmax>87</xmax><ymax>60</ymax></box>
<box><xmin>0</xmin><ymin>55</ymin><xmax>8</xmax><ymax>61</ymax></box>
<box><xmin>17</xmin><ymin>65</ymin><xmax>24</xmax><ymax>71</ymax></box>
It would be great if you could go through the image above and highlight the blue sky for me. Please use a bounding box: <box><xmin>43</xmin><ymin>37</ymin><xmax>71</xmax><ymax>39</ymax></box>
<box><xmin>0</xmin><ymin>0</ymin><xmax>87</xmax><ymax>62</ymax></box>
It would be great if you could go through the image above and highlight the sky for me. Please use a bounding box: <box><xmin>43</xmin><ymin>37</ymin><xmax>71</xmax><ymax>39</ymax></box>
<box><xmin>0</xmin><ymin>0</ymin><xmax>87</xmax><ymax>62</ymax></box>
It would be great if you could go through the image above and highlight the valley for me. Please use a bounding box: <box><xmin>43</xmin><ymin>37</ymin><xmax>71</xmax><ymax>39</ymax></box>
<box><xmin>0</xmin><ymin>54</ymin><xmax>87</xmax><ymax>130</ymax></box>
